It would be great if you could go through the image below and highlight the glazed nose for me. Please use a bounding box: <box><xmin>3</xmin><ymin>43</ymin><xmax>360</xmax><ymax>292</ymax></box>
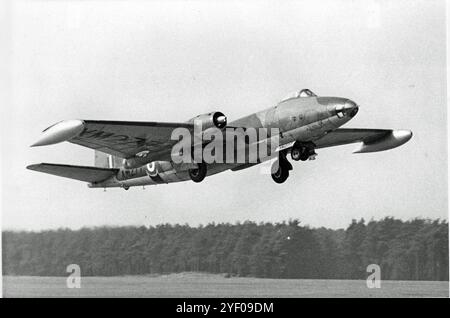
<box><xmin>345</xmin><ymin>100</ymin><xmax>359</xmax><ymax>117</ymax></box>
<box><xmin>336</xmin><ymin>100</ymin><xmax>359</xmax><ymax>118</ymax></box>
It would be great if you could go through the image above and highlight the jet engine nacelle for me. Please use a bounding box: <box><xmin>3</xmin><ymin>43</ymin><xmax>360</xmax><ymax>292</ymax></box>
<box><xmin>146</xmin><ymin>161</ymin><xmax>167</xmax><ymax>177</ymax></box>
<box><xmin>188</xmin><ymin>111</ymin><xmax>227</xmax><ymax>130</ymax></box>
<box><xmin>145</xmin><ymin>161</ymin><xmax>197</xmax><ymax>183</ymax></box>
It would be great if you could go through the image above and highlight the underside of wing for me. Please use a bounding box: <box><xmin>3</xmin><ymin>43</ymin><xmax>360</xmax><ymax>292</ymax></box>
<box><xmin>314</xmin><ymin>128</ymin><xmax>412</xmax><ymax>153</ymax></box>
<box><xmin>31</xmin><ymin>120</ymin><xmax>195</xmax><ymax>160</ymax></box>
<box><xmin>71</xmin><ymin>120</ymin><xmax>195</xmax><ymax>159</ymax></box>
<box><xmin>27</xmin><ymin>163</ymin><xmax>118</xmax><ymax>183</ymax></box>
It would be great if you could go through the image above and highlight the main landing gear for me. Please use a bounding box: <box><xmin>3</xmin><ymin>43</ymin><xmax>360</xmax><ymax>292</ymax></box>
<box><xmin>271</xmin><ymin>142</ymin><xmax>317</xmax><ymax>184</ymax></box>
<box><xmin>290</xmin><ymin>141</ymin><xmax>317</xmax><ymax>161</ymax></box>
<box><xmin>189</xmin><ymin>162</ymin><xmax>208</xmax><ymax>183</ymax></box>
<box><xmin>271</xmin><ymin>152</ymin><xmax>293</xmax><ymax>184</ymax></box>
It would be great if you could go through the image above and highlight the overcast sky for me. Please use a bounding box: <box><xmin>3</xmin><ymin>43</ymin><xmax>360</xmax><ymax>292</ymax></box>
<box><xmin>1</xmin><ymin>0</ymin><xmax>447</xmax><ymax>231</ymax></box>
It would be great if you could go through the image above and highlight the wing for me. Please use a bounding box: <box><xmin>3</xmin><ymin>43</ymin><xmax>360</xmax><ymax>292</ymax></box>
<box><xmin>27</xmin><ymin>163</ymin><xmax>118</xmax><ymax>183</ymax></box>
<box><xmin>31</xmin><ymin>119</ymin><xmax>195</xmax><ymax>160</ymax></box>
<box><xmin>314</xmin><ymin>128</ymin><xmax>412</xmax><ymax>153</ymax></box>
<box><xmin>70</xmin><ymin>120</ymin><xmax>196</xmax><ymax>159</ymax></box>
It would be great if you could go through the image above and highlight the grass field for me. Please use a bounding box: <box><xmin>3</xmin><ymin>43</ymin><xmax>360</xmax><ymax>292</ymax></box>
<box><xmin>3</xmin><ymin>273</ymin><xmax>449</xmax><ymax>297</ymax></box>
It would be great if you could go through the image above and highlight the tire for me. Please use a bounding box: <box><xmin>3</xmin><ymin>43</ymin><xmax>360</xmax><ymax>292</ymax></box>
<box><xmin>291</xmin><ymin>147</ymin><xmax>301</xmax><ymax>161</ymax></box>
<box><xmin>292</xmin><ymin>142</ymin><xmax>312</xmax><ymax>161</ymax></box>
<box><xmin>189</xmin><ymin>162</ymin><xmax>207</xmax><ymax>183</ymax></box>
<box><xmin>299</xmin><ymin>147</ymin><xmax>310</xmax><ymax>161</ymax></box>
<box><xmin>271</xmin><ymin>161</ymin><xmax>289</xmax><ymax>184</ymax></box>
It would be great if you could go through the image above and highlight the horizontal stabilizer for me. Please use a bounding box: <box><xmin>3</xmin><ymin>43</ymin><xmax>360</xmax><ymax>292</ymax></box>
<box><xmin>27</xmin><ymin>163</ymin><xmax>118</xmax><ymax>183</ymax></box>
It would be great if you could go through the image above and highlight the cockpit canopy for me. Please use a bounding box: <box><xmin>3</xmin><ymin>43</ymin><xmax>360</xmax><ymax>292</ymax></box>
<box><xmin>280</xmin><ymin>89</ymin><xmax>317</xmax><ymax>102</ymax></box>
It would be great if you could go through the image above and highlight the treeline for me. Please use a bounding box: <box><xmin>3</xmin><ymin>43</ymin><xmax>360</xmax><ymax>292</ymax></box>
<box><xmin>2</xmin><ymin>218</ymin><xmax>448</xmax><ymax>281</ymax></box>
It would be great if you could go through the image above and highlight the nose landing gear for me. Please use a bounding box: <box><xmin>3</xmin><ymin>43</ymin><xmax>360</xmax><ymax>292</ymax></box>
<box><xmin>189</xmin><ymin>162</ymin><xmax>208</xmax><ymax>183</ymax></box>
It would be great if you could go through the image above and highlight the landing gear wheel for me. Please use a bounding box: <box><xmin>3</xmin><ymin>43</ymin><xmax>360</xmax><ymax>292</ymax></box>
<box><xmin>291</xmin><ymin>142</ymin><xmax>315</xmax><ymax>161</ymax></box>
<box><xmin>189</xmin><ymin>162</ymin><xmax>207</xmax><ymax>183</ymax></box>
<box><xmin>291</xmin><ymin>147</ymin><xmax>302</xmax><ymax>161</ymax></box>
<box><xmin>271</xmin><ymin>160</ymin><xmax>289</xmax><ymax>184</ymax></box>
<box><xmin>299</xmin><ymin>147</ymin><xmax>310</xmax><ymax>161</ymax></box>
<box><xmin>123</xmin><ymin>186</ymin><xmax>130</xmax><ymax>191</ymax></box>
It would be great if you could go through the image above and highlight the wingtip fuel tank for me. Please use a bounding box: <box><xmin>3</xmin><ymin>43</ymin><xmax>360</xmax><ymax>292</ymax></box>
<box><xmin>30</xmin><ymin>120</ymin><xmax>85</xmax><ymax>147</ymax></box>
<box><xmin>353</xmin><ymin>129</ymin><xmax>413</xmax><ymax>153</ymax></box>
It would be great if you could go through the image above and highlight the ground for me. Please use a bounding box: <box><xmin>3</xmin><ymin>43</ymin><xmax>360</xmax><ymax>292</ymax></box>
<box><xmin>3</xmin><ymin>273</ymin><xmax>449</xmax><ymax>297</ymax></box>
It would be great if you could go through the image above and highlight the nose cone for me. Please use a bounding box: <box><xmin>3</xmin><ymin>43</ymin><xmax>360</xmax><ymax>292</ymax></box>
<box><xmin>216</xmin><ymin>115</ymin><xmax>227</xmax><ymax>126</ymax></box>
<box><xmin>344</xmin><ymin>100</ymin><xmax>359</xmax><ymax>117</ymax></box>
<box><xmin>213</xmin><ymin>112</ymin><xmax>227</xmax><ymax>129</ymax></box>
<box><xmin>334</xmin><ymin>100</ymin><xmax>359</xmax><ymax>119</ymax></box>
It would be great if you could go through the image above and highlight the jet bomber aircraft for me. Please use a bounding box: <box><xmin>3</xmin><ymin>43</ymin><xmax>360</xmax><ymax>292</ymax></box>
<box><xmin>28</xmin><ymin>89</ymin><xmax>412</xmax><ymax>189</ymax></box>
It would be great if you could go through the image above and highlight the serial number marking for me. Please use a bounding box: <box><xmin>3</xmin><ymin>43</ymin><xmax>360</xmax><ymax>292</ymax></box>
<box><xmin>176</xmin><ymin>302</ymin><xmax>273</xmax><ymax>315</ymax></box>
<box><xmin>220</xmin><ymin>302</ymin><xmax>273</xmax><ymax>313</ymax></box>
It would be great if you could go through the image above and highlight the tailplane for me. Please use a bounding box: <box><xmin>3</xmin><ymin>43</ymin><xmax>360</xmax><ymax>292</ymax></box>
<box><xmin>27</xmin><ymin>163</ymin><xmax>118</xmax><ymax>183</ymax></box>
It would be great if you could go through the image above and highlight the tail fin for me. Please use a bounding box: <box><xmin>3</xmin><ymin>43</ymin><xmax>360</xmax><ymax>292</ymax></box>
<box><xmin>27</xmin><ymin>163</ymin><xmax>118</xmax><ymax>183</ymax></box>
<box><xmin>95</xmin><ymin>151</ymin><xmax>124</xmax><ymax>169</ymax></box>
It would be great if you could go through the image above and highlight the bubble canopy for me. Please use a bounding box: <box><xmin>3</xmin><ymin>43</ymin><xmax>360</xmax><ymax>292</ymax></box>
<box><xmin>281</xmin><ymin>89</ymin><xmax>317</xmax><ymax>102</ymax></box>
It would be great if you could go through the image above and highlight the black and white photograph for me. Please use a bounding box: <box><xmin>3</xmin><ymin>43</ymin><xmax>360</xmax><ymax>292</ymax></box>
<box><xmin>0</xmin><ymin>0</ymin><xmax>448</xmax><ymax>301</ymax></box>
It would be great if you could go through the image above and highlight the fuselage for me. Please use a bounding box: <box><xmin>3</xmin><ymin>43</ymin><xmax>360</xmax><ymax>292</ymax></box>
<box><xmin>90</xmin><ymin>93</ymin><xmax>359</xmax><ymax>189</ymax></box>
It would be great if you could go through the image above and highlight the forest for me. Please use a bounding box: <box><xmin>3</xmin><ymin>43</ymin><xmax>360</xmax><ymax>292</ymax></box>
<box><xmin>2</xmin><ymin>217</ymin><xmax>448</xmax><ymax>281</ymax></box>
